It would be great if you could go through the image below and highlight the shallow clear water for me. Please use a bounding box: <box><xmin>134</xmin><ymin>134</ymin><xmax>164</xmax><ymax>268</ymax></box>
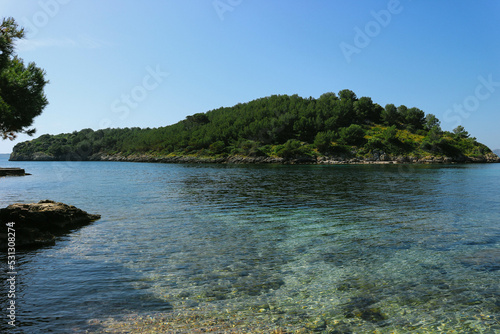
<box><xmin>1</xmin><ymin>156</ymin><xmax>499</xmax><ymax>333</ymax></box>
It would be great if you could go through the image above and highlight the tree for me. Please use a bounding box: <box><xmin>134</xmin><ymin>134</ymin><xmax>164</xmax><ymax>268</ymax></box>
<box><xmin>397</xmin><ymin>105</ymin><xmax>408</xmax><ymax>120</ymax></box>
<box><xmin>294</xmin><ymin>116</ymin><xmax>315</xmax><ymax>142</ymax></box>
<box><xmin>185</xmin><ymin>113</ymin><xmax>209</xmax><ymax>126</ymax></box>
<box><xmin>314</xmin><ymin>131</ymin><xmax>335</xmax><ymax>153</ymax></box>
<box><xmin>334</xmin><ymin>99</ymin><xmax>356</xmax><ymax>127</ymax></box>
<box><xmin>0</xmin><ymin>17</ymin><xmax>48</xmax><ymax>139</ymax></box>
<box><xmin>276</xmin><ymin>139</ymin><xmax>308</xmax><ymax>158</ymax></box>
<box><xmin>381</xmin><ymin>104</ymin><xmax>399</xmax><ymax>126</ymax></box>
<box><xmin>421</xmin><ymin>126</ymin><xmax>446</xmax><ymax>153</ymax></box>
<box><xmin>453</xmin><ymin>125</ymin><xmax>469</xmax><ymax>139</ymax></box>
<box><xmin>353</xmin><ymin>97</ymin><xmax>372</xmax><ymax>123</ymax></box>
<box><xmin>338</xmin><ymin>124</ymin><xmax>366</xmax><ymax>146</ymax></box>
<box><xmin>338</xmin><ymin>89</ymin><xmax>358</xmax><ymax>102</ymax></box>
<box><xmin>424</xmin><ymin>114</ymin><xmax>441</xmax><ymax>132</ymax></box>
<box><xmin>382</xmin><ymin>125</ymin><xmax>398</xmax><ymax>143</ymax></box>
<box><xmin>353</xmin><ymin>96</ymin><xmax>381</xmax><ymax>124</ymax></box>
<box><xmin>403</xmin><ymin>107</ymin><xmax>425</xmax><ymax>131</ymax></box>
<box><xmin>319</xmin><ymin>92</ymin><xmax>337</xmax><ymax>100</ymax></box>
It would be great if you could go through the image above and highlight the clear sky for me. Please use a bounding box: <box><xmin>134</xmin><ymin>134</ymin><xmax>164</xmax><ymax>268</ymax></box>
<box><xmin>1</xmin><ymin>0</ymin><xmax>499</xmax><ymax>153</ymax></box>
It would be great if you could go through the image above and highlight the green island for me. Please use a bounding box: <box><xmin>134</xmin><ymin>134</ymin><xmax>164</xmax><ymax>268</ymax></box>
<box><xmin>10</xmin><ymin>90</ymin><xmax>500</xmax><ymax>164</ymax></box>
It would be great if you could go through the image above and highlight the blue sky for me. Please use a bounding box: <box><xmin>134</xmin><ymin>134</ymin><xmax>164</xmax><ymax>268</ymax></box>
<box><xmin>1</xmin><ymin>0</ymin><xmax>499</xmax><ymax>153</ymax></box>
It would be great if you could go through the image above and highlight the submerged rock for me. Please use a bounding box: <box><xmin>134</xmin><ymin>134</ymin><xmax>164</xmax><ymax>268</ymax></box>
<box><xmin>0</xmin><ymin>200</ymin><xmax>100</xmax><ymax>249</ymax></box>
<box><xmin>459</xmin><ymin>249</ymin><xmax>500</xmax><ymax>272</ymax></box>
<box><xmin>342</xmin><ymin>297</ymin><xmax>387</xmax><ymax>323</ymax></box>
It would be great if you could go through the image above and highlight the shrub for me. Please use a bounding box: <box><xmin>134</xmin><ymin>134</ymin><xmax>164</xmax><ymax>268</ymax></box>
<box><xmin>209</xmin><ymin>141</ymin><xmax>226</xmax><ymax>154</ymax></box>
<box><xmin>382</xmin><ymin>125</ymin><xmax>398</xmax><ymax>143</ymax></box>
<box><xmin>365</xmin><ymin>137</ymin><xmax>384</xmax><ymax>151</ymax></box>
<box><xmin>235</xmin><ymin>140</ymin><xmax>264</xmax><ymax>157</ymax></box>
<box><xmin>338</xmin><ymin>124</ymin><xmax>366</xmax><ymax>146</ymax></box>
<box><xmin>314</xmin><ymin>131</ymin><xmax>335</xmax><ymax>153</ymax></box>
<box><xmin>276</xmin><ymin>139</ymin><xmax>311</xmax><ymax>158</ymax></box>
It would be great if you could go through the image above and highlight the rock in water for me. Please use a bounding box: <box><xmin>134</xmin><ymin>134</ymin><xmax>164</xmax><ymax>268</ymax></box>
<box><xmin>459</xmin><ymin>249</ymin><xmax>500</xmax><ymax>272</ymax></box>
<box><xmin>0</xmin><ymin>200</ymin><xmax>101</xmax><ymax>249</ymax></box>
<box><xmin>0</xmin><ymin>168</ymin><xmax>26</xmax><ymax>177</ymax></box>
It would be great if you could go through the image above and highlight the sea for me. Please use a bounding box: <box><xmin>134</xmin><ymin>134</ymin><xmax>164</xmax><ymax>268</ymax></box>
<box><xmin>0</xmin><ymin>154</ymin><xmax>499</xmax><ymax>333</ymax></box>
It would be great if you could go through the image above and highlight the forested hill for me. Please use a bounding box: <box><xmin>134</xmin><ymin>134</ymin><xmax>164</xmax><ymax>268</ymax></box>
<box><xmin>10</xmin><ymin>90</ymin><xmax>499</xmax><ymax>163</ymax></box>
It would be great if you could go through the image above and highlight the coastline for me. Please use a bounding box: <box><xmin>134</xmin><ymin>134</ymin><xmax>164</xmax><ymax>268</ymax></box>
<box><xmin>9</xmin><ymin>151</ymin><xmax>500</xmax><ymax>165</ymax></box>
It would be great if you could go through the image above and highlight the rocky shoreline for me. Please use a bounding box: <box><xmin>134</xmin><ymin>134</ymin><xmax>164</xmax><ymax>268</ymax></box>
<box><xmin>0</xmin><ymin>200</ymin><xmax>100</xmax><ymax>249</ymax></box>
<box><xmin>10</xmin><ymin>151</ymin><xmax>500</xmax><ymax>164</ymax></box>
<box><xmin>0</xmin><ymin>167</ymin><xmax>26</xmax><ymax>177</ymax></box>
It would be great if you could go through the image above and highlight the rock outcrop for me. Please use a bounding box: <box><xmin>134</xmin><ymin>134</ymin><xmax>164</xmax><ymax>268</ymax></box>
<box><xmin>10</xmin><ymin>151</ymin><xmax>500</xmax><ymax>164</ymax></box>
<box><xmin>88</xmin><ymin>152</ymin><xmax>500</xmax><ymax>164</ymax></box>
<box><xmin>0</xmin><ymin>200</ymin><xmax>100</xmax><ymax>249</ymax></box>
<box><xmin>0</xmin><ymin>168</ymin><xmax>26</xmax><ymax>177</ymax></box>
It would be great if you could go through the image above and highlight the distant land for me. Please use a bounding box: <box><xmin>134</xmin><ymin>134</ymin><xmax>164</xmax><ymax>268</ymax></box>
<box><xmin>494</xmin><ymin>149</ymin><xmax>500</xmax><ymax>157</ymax></box>
<box><xmin>9</xmin><ymin>90</ymin><xmax>500</xmax><ymax>164</ymax></box>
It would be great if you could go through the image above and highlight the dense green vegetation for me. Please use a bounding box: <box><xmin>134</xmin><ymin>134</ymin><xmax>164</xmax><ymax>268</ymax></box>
<box><xmin>11</xmin><ymin>90</ymin><xmax>494</xmax><ymax>161</ymax></box>
<box><xmin>0</xmin><ymin>17</ymin><xmax>48</xmax><ymax>140</ymax></box>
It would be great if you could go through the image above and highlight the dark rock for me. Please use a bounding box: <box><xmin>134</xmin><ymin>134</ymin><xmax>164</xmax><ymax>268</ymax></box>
<box><xmin>9</xmin><ymin>152</ymin><xmax>56</xmax><ymax>161</ymax></box>
<box><xmin>0</xmin><ymin>200</ymin><xmax>100</xmax><ymax>249</ymax></box>
<box><xmin>485</xmin><ymin>153</ymin><xmax>500</xmax><ymax>163</ymax></box>
<box><xmin>459</xmin><ymin>249</ymin><xmax>500</xmax><ymax>272</ymax></box>
<box><xmin>0</xmin><ymin>168</ymin><xmax>26</xmax><ymax>177</ymax></box>
<box><xmin>396</xmin><ymin>155</ymin><xmax>408</xmax><ymax>163</ymax></box>
<box><xmin>342</xmin><ymin>297</ymin><xmax>387</xmax><ymax>323</ymax></box>
<box><xmin>379</xmin><ymin>153</ymin><xmax>390</xmax><ymax>161</ymax></box>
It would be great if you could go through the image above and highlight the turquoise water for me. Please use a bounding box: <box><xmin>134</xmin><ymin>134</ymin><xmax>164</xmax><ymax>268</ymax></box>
<box><xmin>1</xmin><ymin>156</ymin><xmax>499</xmax><ymax>333</ymax></box>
